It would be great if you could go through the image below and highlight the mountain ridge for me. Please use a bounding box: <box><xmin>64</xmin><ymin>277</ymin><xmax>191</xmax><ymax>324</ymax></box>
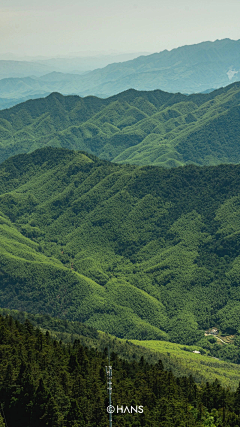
<box><xmin>0</xmin><ymin>82</ymin><xmax>240</xmax><ymax>167</ymax></box>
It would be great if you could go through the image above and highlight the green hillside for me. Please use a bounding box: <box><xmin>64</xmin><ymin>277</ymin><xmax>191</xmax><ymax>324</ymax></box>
<box><xmin>2</xmin><ymin>307</ymin><xmax>240</xmax><ymax>389</ymax></box>
<box><xmin>131</xmin><ymin>339</ymin><xmax>240</xmax><ymax>389</ymax></box>
<box><xmin>2</xmin><ymin>147</ymin><xmax>240</xmax><ymax>346</ymax></box>
<box><xmin>0</xmin><ymin>82</ymin><xmax>240</xmax><ymax>167</ymax></box>
<box><xmin>3</xmin><ymin>314</ymin><xmax>240</xmax><ymax>427</ymax></box>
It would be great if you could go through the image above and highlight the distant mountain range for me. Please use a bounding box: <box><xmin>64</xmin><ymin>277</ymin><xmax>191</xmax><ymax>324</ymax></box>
<box><xmin>0</xmin><ymin>38</ymin><xmax>239</xmax><ymax>109</ymax></box>
<box><xmin>0</xmin><ymin>52</ymin><xmax>149</xmax><ymax>109</ymax></box>
<box><xmin>73</xmin><ymin>38</ymin><xmax>240</xmax><ymax>96</ymax></box>
<box><xmin>0</xmin><ymin>81</ymin><xmax>240</xmax><ymax>167</ymax></box>
<box><xmin>0</xmin><ymin>52</ymin><xmax>149</xmax><ymax>78</ymax></box>
<box><xmin>0</xmin><ymin>60</ymin><xmax>52</xmax><ymax>79</ymax></box>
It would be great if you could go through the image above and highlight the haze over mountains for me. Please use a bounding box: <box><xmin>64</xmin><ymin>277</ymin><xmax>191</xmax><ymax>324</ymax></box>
<box><xmin>0</xmin><ymin>52</ymin><xmax>149</xmax><ymax>109</ymax></box>
<box><xmin>0</xmin><ymin>38</ymin><xmax>239</xmax><ymax>110</ymax></box>
<box><xmin>0</xmin><ymin>52</ymin><xmax>150</xmax><ymax>79</ymax></box>
<box><xmin>72</xmin><ymin>39</ymin><xmax>240</xmax><ymax>96</ymax></box>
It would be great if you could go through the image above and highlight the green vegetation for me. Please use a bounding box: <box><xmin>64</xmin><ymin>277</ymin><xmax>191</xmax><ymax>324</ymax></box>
<box><xmin>2</xmin><ymin>147</ymin><xmax>240</xmax><ymax>352</ymax></box>
<box><xmin>2</xmin><ymin>314</ymin><xmax>240</xmax><ymax>426</ymax></box>
<box><xmin>0</xmin><ymin>81</ymin><xmax>240</xmax><ymax>167</ymax></box>
<box><xmin>2</xmin><ymin>307</ymin><xmax>240</xmax><ymax>389</ymax></box>
<box><xmin>131</xmin><ymin>339</ymin><xmax>240</xmax><ymax>389</ymax></box>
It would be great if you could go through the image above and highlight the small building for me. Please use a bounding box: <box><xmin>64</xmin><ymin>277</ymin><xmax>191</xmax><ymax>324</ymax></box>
<box><xmin>210</xmin><ymin>328</ymin><xmax>218</xmax><ymax>335</ymax></box>
<box><xmin>193</xmin><ymin>350</ymin><xmax>201</xmax><ymax>354</ymax></box>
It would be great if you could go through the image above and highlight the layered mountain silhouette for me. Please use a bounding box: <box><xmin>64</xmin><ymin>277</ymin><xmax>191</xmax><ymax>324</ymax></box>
<box><xmin>0</xmin><ymin>38</ymin><xmax>239</xmax><ymax>110</ymax></box>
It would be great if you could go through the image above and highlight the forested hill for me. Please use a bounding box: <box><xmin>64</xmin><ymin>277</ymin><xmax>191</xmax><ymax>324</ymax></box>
<box><xmin>0</xmin><ymin>81</ymin><xmax>240</xmax><ymax>167</ymax></box>
<box><xmin>2</xmin><ymin>147</ymin><xmax>240</xmax><ymax>344</ymax></box>
<box><xmin>2</xmin><ymin>314</ymin><xmax>240</xmax><ymax>427</ymax></box>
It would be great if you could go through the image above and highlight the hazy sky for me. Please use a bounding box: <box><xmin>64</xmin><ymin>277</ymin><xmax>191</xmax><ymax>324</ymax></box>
<box><xmin>1</xmin><ymin>0</ymin><xmax>240</xmax><ymax>57</ymax></box>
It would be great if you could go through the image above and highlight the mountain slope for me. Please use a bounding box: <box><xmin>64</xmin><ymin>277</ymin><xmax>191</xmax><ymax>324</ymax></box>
<box><xmin>0</xmin><ymin>82</ymin><xmax>240</xmax><ymax>167</ymax></box>
<box><xmin>2</xmin><ymin>148</ymin><xmax>240</xmax><ymax>343</ymax></box>
<box><xmin>2</xmin><ymin>308</ymin><xmax>240</xmax><ymax>389</ymax></box>
<box><xmin>2</xmin><ymin>314</ymin><xmax>240</xmax><ymax>426</ymax></box>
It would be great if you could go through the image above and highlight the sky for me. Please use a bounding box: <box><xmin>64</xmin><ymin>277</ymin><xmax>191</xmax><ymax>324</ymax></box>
<box><xmin>0</xmin><ymin>0</ymin><xmax>240</xmax><ymax>58</ymax></box>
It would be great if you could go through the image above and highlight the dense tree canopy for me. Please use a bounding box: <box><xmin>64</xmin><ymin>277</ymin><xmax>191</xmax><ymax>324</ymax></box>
<box><xmin>2</xmin><ymin>148</ymin><xmax>240</xmax><ymax>353</ymax></box>
<box><xmin>0</xmin><ymin>82</ymin><xmax>240</xmax><ymax>167</ymax></box>
<box><xmin>1</xmin><ymin>314</ymin><xmax>240</xmax><ymax>426</ymax></box>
